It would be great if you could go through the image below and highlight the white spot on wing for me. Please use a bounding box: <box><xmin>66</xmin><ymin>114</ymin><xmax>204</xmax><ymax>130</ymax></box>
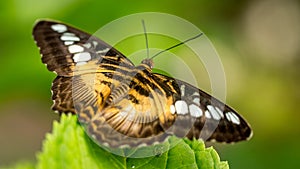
<box><xmin>51</xmin><ymin>24</ymin><xmax>67</xmax><ymax>33</ymax></box>
<box><xmin>225</xmin><ymin>113</ymin><xmax>231</xmax><ymax>122</ymax></box>
<box><xmin>215</xmin><ymin>107</ymin><xmax>224</xmax><ymax>118</ymax></box>
<box><xmin>92</xmin><ymin>41</ymin><xmax>98</xmax><ymax>47</ymax></box>
<box><xmin>170</xmin><ymin>105</ymin><xmax>176</xmax><ymax>114</ymax></box>
<box><xmin>61</xmin><ymin>32</ymin><xmax>80</xmax><ymax>41</ymax></box>
<box><xmin>175</xmin><ymin>100</ymin><xmax>188</xmax><ymax>115</ymax></box>
<box><xmin>207</xmin><ymin>105</ymin><xmax>221</xmax><ymax>120</ymax></box>
<box><xmin>83</xmin><ymin>43</ymin><xmax>91</xmax><ymax>48</ymax></box>
<box><xmin>73</xmin><ymin>52</ymin><xmax>91</xmax><ymax>62</ymax></box>
<box><xmin>180</xmin><ymin>85</ymin><xmax>185</xmax><ymax>96</ymax></box>
<box><xmin>64</xmin><ymin>41</ymin><xmax>74</xmax><ymax>45</ymax></box>
<box><xmin>96</xmin><ymin>48</ymin><xmax>110</xmax><ymax>54</ymax></box>
<box><xmin>68</xmin><ymin>44</ymin><xmax>84</xmax><ymax>53</ymax></box>
<box><xmin>192</xmin><ymin>92</ymin><xmax>200</xmax><ymax>96</ymax></box>
<box><xmin>189</xmin><ymin>104</ymin><xmax>203</xmax><ymax>117</ymax></box>
<box><xmin>193</xmin><ymin>97</ymin><xmax>200</xmax><ymax>105</ymax></box>
<box><xmin>226</xmin><ymin>112</ymin><xmax>240</xmax><ymax>125</ymax></box>
<box><xmin>205</xmin><ymin>110</ymin><xmax>211</xmax><ymax>119</ymax></box>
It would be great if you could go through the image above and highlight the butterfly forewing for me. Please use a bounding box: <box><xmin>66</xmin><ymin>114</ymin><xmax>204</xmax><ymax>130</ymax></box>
<box><xmin>33</xmin><ymin>20</ymin><xmax>134</xmax><ymax>115</ymax></box>
<box><xmin>33</xmin><ymin>20</ymin><xmax>252</xmax><ymax>148</ymax></box>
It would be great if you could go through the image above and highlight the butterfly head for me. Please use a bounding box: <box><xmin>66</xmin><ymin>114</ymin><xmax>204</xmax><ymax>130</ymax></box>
<box><xmin>141</xmin><ymin>58</ymin><xmax>154</xmax><ymax>69</ymax></box>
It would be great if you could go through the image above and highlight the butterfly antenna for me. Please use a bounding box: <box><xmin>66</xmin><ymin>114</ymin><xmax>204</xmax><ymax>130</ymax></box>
<box><xmin>150</xmin><ymin>33</ymin><xmax>204</xmax><ymax>60</ymax></box>
<box><xmin>142</xmin><ymin>19</ymin><xmax>150</xmax><ymax>59</ymax></box>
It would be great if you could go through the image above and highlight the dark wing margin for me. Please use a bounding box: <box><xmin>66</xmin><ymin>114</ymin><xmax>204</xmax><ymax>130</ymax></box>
<box><xmin>152</xmin><ymin>73</ymin><xmax>253</xmax><ymax>143</ymax></box>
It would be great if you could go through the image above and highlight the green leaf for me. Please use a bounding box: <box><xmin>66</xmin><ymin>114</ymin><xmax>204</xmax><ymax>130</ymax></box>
<box><xmin>35</xmin><ymin>114</ymin><xmax>229</xmax><ymax>169</ymax></box>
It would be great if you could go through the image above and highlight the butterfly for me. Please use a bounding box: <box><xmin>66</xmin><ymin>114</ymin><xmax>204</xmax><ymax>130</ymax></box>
<box><xmin>33</xmin><ymin>20</ymin><xmax>252</xmax><ymax>148</ymax></box>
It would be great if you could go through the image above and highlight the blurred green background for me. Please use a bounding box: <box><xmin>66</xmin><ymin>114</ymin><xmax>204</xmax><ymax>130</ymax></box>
<box><xmin>0</xmin><ymin>0</ymin><xmax>299</xmax><ymax>168</ymax></box>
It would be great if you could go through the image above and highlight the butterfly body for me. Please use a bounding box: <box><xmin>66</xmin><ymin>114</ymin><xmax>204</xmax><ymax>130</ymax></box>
<box><xmin>33</xmin><ymin>20</ymin><xmax>252</xmax><ymax>148</ymax></box>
